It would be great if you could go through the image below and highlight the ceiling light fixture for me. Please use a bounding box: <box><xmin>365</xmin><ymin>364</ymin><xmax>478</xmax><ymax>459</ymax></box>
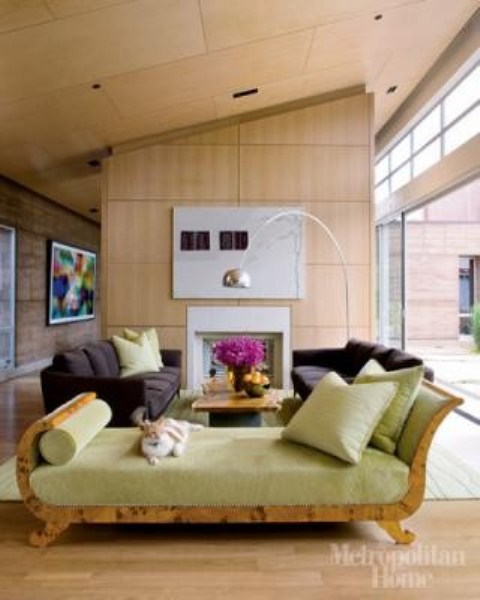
<box><xmin>232</xmin><ymin>87</ymin><xmax>258</xmax><ymax>99</ymax></box>
<box><xmin>386</xmin><ymin>85</ymin><xmax>398</xmax><ymax>94</ymax></box>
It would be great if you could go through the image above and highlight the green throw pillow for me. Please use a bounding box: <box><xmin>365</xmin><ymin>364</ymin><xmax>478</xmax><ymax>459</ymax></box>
<box><xmin>39</xmin><ymin>399</ymin><xmax>112</xmax><ymax>465</ymax></box>
<box><xmin>123</xmin><ymin>327</ymin><xmax>164</xmax><ymax>367</ymax></box>
<box><xmin>282</xmin><ymin>372</ymin><xmax>398</xmax><ymax>464</ymax></box>
<box><xmin>354</xmin><ymin>359</ymin><xmax>424</xmax><ymax>454</ymax></box>
<box><xmin>112</xmin><ymin>332</ymin><xmax>159</xmax><ymax>377</ymax></box>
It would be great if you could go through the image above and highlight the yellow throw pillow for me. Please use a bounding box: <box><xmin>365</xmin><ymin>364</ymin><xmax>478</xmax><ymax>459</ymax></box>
<box><xmin>112</xmin><ymin>333</ymin><xmax>159</xmax><ymax>377</ymax></box>
<box><xmin>354</xmin><ymin>359</ymin><xmax>424</xmax><ymax>454</ymax></box>
<box><xmin>282</xmin><ymin>372</ymin><xmax>398</xmax><ymax>464</ymax></box>
<box><xmin>123</xmin><ymin>327</ymin><xmax>163</xmax><ymax>367</ymax></box>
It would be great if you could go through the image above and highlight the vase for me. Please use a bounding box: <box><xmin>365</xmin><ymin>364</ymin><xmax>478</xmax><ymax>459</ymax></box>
<box><xmin>229</xmin><ymin>366</ymin><xmax>250</xmax><ymax>392</ymax></box>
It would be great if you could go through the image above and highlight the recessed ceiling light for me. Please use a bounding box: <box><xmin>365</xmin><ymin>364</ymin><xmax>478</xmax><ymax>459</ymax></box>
<box><xmin>374</xmin><ymin>14</ymin><xmax>383</xmax><ymax>20</ymax></box>
<box><xmin>232</xmin><ymin>87</ymin><xmax>258</xmax><ymax>99</ymax></box>
<box><xmin>89</xmin><ymin>208</ymin><xmax>99</xmax><ymax>214</ymax></box>
<box><xmin>386</xmin><ymin>85</ymin><xmax>398</xmax><ymax>94</ymax></box>
<box><xmin>91</xmin><ymin>83</ymin><xmax>102</xmax><ymax>90</ymax></box>
<box><xmin>87</xmin><ymin>159</ymin><xmax>101</xmax><ymax>167</ymax></box>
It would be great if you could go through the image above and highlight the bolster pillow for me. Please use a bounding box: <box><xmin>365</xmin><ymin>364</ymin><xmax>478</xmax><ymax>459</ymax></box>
<box><xmin>39</xmin><ymin>399</ymin><xmax>112</xmax><ymax>465</ymax></box>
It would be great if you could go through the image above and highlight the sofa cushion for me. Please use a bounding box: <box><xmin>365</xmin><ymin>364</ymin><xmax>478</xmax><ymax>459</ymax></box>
<box><xmin>282</xmin><ymin>372</ymin><xmax>398</xmax><ymax>464</ymax></box>
<box><xmin>112</xmin><ymin>334</ymin><xmax>158</xmax><ymax>377</ymax></box>
<box><xmin>354</xmin><ymin>359</ymin><xmax>424</xmax><ymax>454</ymax></box>
<box><xmin>292</xmin><ymin>366</ymin><xmax>332</xmax><ymax>384</ymax></box>
<box><xmin>39</xmin><ymin>399</ymin><xmax>112</xmax><ymax>465</ymax></box>
<box><xmin>291</xmin><ymin>366</ymin><xmax>331</xmax><ymax>401</ymax></box>
<box><xmin>52</xmin><ymin>349</ymin><xmax>94</xmax><ymax>376</ymax></box>
<box><xmin>84</xmin><ymin>341</ymin><xmax>120</xmax><ymax>377</ymax></box>
<box><xmin>30</xmin><ymin>427</ymin><xmax>410</xmax><ymax>507</ymax></box>
<box><xmin>123</xmin><ymin>327</ymin><xmax>164</xmax><ymax>368</ymax></box>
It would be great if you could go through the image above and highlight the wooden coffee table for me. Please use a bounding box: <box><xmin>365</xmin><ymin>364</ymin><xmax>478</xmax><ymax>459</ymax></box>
<box><xmin>192</xmin><ymin>380</ymin><xmax>283</xmax><ymax>427</ymax></box>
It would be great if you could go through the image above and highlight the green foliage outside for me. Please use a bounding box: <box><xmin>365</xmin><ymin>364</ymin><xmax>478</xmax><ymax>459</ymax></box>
<box><xmin>472</xmin><ymin>303</ymin><xmax>480</xmax><ymax>351</ymax></box>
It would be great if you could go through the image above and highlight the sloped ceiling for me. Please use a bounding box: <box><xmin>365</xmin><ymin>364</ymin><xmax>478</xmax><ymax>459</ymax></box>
<box><xmin>0</xmin><ymin>0</ymin><xmax>478</xmax><ymax>222</ymax></box>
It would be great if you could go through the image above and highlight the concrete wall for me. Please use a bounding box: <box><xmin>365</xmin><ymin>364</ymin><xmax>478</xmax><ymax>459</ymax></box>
<box><xmin>0</xmin><ymin>176</ymin><xmax>101</xmax><ymax>372</ymax></box>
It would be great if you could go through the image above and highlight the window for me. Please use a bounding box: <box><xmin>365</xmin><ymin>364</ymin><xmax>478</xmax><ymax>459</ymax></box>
<box><xmin>375</xmin><ymin>58</ymin><xmax>479</xmax><ymax>202</ymax></box>
<box><xmin>413</xmin><ymin>106</ymin><xmax>441</xmax><ymax>152</ymax></box>
<box><xmin>390</xmin><ymin>134</ymin><xmax>411</xmax><ymax>170</ymax></box>
<box><xmin>459</xmin><ymin>257</ymin><xmax>475</xmax><ymax>334</ymax></box>
<box><xmin>444</xmin><ymin>105</ymin><xmax>480</xmax><ymax>155</ymax></box>
<box><xmin>391</xmin><ymin>163</ymin><xmax>411</xmax><ymax>192</ymax></box>
<box><xmin>375</xmin><ymin>155</ymin><xmax>389</xmax><ymax>185</ymax></box>
<box><xmin>375</xmin><ymin>179</ymin><xmax>390</xmax><ymax>203</ymax></box>
<box><xmin>0</xmin><ymin>225</ymin><xmax>15</xmax><ymax>371</ymax></box>
<box><xmin>413</xmin><ymin>138</ymin><xmax>441</xmax><ymax>176</ymax></box>
<box><xmin>444</xmin><ymin>65</ymin><xmax>480</xmax><ymax>126</ymax></box>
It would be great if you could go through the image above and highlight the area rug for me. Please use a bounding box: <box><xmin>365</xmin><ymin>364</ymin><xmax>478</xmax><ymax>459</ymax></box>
<box><xmin>1</xmin><ymin>393</ymin><xmax>479</xmax><ymax>502</ymax></box>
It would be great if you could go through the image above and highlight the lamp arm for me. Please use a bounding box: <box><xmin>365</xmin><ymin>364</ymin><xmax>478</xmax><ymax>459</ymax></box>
<box><xmin>239</xmin><ymin>209</ymin><xmax>350</xmax><ymax>340</ymax></box>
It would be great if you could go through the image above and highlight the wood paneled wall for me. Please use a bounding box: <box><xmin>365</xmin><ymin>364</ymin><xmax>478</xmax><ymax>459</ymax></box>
<box><xmin>103</xmin><ymin>92</ymin><xmax>374</xmax><ymax>384</ymax></box>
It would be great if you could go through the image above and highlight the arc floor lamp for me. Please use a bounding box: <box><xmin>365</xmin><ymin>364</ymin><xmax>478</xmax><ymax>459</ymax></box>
<box><xmin>222</xmin><ymin>209</ymin><xmax>351</xmax><ymax>341</ymax></box>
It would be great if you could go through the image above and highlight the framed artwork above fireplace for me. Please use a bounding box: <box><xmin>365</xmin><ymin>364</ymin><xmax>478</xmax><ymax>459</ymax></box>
<box><xmin>173</xmin><ymin>207</ymin><xmax>305</xmax><ymax>299</ymax></box>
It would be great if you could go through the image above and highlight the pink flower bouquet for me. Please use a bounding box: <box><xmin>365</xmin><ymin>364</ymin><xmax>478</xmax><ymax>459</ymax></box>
<box><xmin>213</xmin><ymin>336</ymin><xmax>264</xmax><ymax>368</ymax></box>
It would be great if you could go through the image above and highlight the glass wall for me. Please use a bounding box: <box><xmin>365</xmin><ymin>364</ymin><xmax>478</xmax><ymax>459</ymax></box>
<box><xmin>377</xmin><ymin>178</ymin><xmax>480</xmax><ymax>350</ymax></box>
<box><xmin>0</xmin><ymin>225</ymin><xmax>15</xmax><ymax>370</ymax></box>
<box><xmin>377</xmin><ymin>216</ymin><xmax>404</xmax><ymax>348</ymax></box>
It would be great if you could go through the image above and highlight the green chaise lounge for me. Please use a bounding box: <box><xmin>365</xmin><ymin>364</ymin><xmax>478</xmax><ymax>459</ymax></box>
<box><xmin>17</xmin><ymin>380</ymin><xmax>461</xmax><ymax>547</ymax></box>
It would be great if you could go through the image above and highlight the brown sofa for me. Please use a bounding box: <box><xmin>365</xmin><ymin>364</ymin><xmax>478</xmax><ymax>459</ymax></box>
<box><xmin>40</xmin><ymin>340</ymin><xmax>181</xmax><ymax>426</ymax></box>
<box><xmin>291</xmin><ymin>338</ymin><xmax>434</xmax><ymax>400</ymax></box>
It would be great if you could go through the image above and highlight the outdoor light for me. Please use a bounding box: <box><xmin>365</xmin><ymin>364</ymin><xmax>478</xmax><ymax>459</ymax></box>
<box><xmin>222</xmin><ymin>209</ymin><xmax>351</xmax><ymax>340</ymax></box>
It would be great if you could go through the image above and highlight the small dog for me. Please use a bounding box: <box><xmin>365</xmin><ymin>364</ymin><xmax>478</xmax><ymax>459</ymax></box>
<box><xmin>139</xmin><ymin>417</ymin><xmax>203</xmax><ymax>465</ymax></box>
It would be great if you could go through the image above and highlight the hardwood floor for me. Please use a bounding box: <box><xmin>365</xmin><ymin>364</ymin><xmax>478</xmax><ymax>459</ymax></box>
<box><xmin>0</xmin><ymin>374</ymin><xmax>43</xmax><ymax>462</ymax></box>
<box><xmin>1</xmin><ymin>375</ymin><xmax>479</xmax><ymax>599</ymax></box>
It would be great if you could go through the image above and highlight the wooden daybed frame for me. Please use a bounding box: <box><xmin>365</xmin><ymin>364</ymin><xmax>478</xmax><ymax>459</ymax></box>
<box><xmin>17</xmin><ymin>383</ymin><xmax>462</xmax><ymax>547</ymax></box>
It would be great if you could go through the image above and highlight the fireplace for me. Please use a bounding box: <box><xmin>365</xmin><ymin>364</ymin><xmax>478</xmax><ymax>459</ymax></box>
<box><xmin>186</xmin><ymin>307</ymin><xmax>291</xmax><ymax>390</ymax></box>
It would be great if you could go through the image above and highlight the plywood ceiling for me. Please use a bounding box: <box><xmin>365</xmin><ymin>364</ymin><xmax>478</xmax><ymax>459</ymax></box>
<box><xmin>0</xmin><ymin>0</ymin><xmax>478</xmax><ymax>222</ymax></box>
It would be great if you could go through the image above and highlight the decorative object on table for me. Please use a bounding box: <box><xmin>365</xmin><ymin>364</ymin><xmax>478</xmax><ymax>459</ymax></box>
<box><xmin>213</xmin><ymin>336</ymin><xmax>265</xmax><ymax>392</ymax></box>
<box><xmin>222</xmin><ymin>209</ymin><xmax>351</xmax><ymax>340</ymax></box>
<box><xmin>244</xmin><ymin>370</ymin><xmax>270</xmax><ymax>397</ymax></box>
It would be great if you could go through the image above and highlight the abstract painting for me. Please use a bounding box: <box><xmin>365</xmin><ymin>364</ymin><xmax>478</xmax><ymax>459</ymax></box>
<box><xmin>47</xmin><ymin>241</ymin><xmax>96</xmax><ymax>325</ymax></box>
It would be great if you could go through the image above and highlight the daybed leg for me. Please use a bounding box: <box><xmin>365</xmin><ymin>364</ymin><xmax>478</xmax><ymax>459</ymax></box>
<box><xmin>377</xmin><ymin>520</ymin><xmax>416</xmax><ymax>544</ymax></box>
<box><xmin>29</xmin><ymin>520</ymin><xmax>71</xmax><ymax>547</ymax></box>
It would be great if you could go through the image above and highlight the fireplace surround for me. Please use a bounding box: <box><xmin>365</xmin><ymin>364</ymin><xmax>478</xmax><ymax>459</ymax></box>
<box><xmin>186</xmin><ymin>307</ymin><xmax>290</xmax><ymax>390</ymax></box>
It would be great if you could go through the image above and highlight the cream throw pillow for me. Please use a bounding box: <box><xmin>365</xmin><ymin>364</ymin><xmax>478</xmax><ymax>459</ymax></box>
<box><xmin>123</xmin><ymin>327</ymin><xmax>163</xmax><ymax>368</ymax></box>
<box><xmin>39</xmin><ymin>399</ymin><xmax>112</xmax><ymax>465</ymax></box>
<box><xmin>354</xmin><ymin>359</ymin><xmax>424</xmax><ymax>454</ymax></box>
<box><xmin>282</xmin><ymin>372</ymin><xmax>398</xmax><ymax>464</ymax></box>
<box><xmin>112</xmin><ymin>333</ymin><xmax>159</xmax><ymax>377</ymax></box>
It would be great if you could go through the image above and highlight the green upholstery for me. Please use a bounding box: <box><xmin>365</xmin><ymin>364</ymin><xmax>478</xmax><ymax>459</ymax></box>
<box><xmin>39</xmin><ymin>399</ymin><xmax>112</xmax><ymax>465</ymax></box>
<box><xmin>30</xmin><ymin>427</ymin><xmax>410</xmax><ymax>507</ymax></box>
<box><xmin>354</xmin><ymin>359</ymin><xmax>423</xmax><ymax>454</ymax></box>
<box><xmin>397</xmin><ymin>384</ymin><xmax>453</xmax><ymax>465</ymax></box>
<box><xmin>282</xmin><ymin>372</ymin><xmax>398</xmax><ymax>464</ymax></box>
